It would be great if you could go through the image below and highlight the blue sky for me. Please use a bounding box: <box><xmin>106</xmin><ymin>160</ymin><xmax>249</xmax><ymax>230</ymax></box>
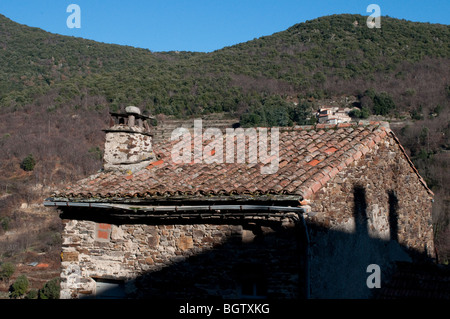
<box><xmin>0</xmin><ymin>1</ymin><xmax>448</xmax><ymax>52</ymax></box>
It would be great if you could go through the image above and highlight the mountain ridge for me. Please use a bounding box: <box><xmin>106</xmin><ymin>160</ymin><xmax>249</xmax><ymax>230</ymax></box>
<box><xmin>0</xmin><ymin>13</ymin><xmax>448</xmax><ymax>118</ymax></box>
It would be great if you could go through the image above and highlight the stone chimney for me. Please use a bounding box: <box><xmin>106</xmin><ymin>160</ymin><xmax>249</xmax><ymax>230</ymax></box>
<box><xmin>103</xmin><ymin>106</ymin><xmax>156</xmax><ymax>172</ymax></box>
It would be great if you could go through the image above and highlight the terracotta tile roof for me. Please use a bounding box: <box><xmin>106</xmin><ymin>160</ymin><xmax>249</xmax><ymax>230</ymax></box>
<box><xmin>50</xmin><ymin>122</ymin><xmax>431</xmax><ymax>202</ymax></box>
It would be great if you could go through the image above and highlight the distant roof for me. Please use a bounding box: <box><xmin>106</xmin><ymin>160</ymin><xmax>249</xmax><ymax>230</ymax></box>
<box><xmin>49</xmin><ymin>122</ymin><xmax>432</xmax><ymax>203</ymax></box>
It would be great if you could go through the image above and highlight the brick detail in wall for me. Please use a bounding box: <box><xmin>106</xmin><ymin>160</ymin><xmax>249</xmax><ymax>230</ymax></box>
<box><xmin>96</xmin><ymin>223</ymin><xmax>111</xmax><ymax>241</ymax></box>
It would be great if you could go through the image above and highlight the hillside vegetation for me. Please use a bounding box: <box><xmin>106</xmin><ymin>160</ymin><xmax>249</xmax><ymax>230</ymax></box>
<box><xmin>0</xmin><ymin>13</ymin><xmax>449</xmax><ymax>267</ymax></box>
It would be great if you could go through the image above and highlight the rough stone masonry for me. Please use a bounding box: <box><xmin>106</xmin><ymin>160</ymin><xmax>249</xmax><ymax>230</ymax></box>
<box><xmin>60</xmin><ymin>216</ymin><xmax>302</xmax><ymax>299</ymax></box>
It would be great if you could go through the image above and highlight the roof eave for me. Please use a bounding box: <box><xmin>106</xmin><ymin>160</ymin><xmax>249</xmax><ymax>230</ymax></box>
<box><xmin>45</xmin><ymin>193</ymin><xmax>303</xmax><ymax>205</ymax></box>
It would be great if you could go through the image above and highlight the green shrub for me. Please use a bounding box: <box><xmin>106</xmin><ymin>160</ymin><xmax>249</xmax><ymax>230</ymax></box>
<box><xmin>432</xmin><ymin>104</ymin><xmax>443</xmax><ymax>116</ymax></box>
<box><xmin>372</xmin><ymin>92</ymin><xmax>396</xmax><ymax>116</ymax></box>
<box><xmin>39</xmin><ymin>278</ymin><xmax>60</xmax><ymax>299</ymax></box>
<box><xmin>10</xmin><ymin>275</ymin><xmax>29</xmax><ymax>298</ymax></box>
<box><xmin>25</xmin><ymin>289</ymin><xmax>38</xmax><ymax>299</ymax></box>
<box><xmin>0</xmin><ymin>217</ymin><xmax>11</xmax><ymax>231</ymax></box>
<box><xmin>0</xmin><ymin>262</ymin><xmax>15</xmax><ymax>281</ymax></box>
<box><xmin>88</xmin><ymin>146</ymin><xmax>103</xmax><ymax>160</ymax></box>
<box><xmin>349</xmin><ymin>107</ymin><xmax>370</xmax><ymax>119</ymax></box>
<box><xmin>20</xmin><ymin>154</ymin><xmax>36</xmax><ymax>171</ymax></box>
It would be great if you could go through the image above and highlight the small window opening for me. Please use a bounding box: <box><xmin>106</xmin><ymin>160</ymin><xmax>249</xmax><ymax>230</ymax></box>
<box><xmin>93</xmin><ymin>278</ymin><xmax>126</xmax><ymax>299</ymax></box>
<box><xmin>235</xmin><ymin>263</ymin><xmax>267</xmax><ymax>299</ymax></box>
<box><xmin>240</xmin><ymin>279</ymin><xmax>267</xmax><ymax>299</ymax></box>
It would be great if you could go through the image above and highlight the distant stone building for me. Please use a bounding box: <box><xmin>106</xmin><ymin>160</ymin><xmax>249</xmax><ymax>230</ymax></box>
<box><xmin>45</xmin><ymin>107</ymin><xmax>435</xmax><ymax>299</ymax></box>
<box><xmin>317</xmin><ymin>106</ymin><xmax>352</xmax><ymax>124</ymax></box>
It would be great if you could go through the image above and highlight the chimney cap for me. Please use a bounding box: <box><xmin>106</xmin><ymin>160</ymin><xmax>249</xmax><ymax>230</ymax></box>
<box><xmin>109</xmin><ymin>106</ymin><xmax>155</xmax><ymax>120</ymax></box>
<box><xmin>125</xmin><ymin>106</ymin><xmax>141</xmax><ymax>115</ymax></box>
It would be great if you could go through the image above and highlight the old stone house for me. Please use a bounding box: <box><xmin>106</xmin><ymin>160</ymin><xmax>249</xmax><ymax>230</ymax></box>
<box><xmin>44</xmin><ymin>107</ymin><xmax>435</xmax><ymax>299</ymax></box>
<box><xmin>317</xmin><ymin>107</ymin><xmax>352</xmax><ymax>124</ymax></box>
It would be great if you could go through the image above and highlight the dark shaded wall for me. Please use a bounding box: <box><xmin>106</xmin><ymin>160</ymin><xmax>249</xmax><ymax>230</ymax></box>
<box><xmin>307</xmin><ymin>132</ymin><xmax>434</xmax><ymax>298</ymax></box>
<box><xmin>59</xmin><ymin>214</ymin><xmax>304</xmax><ymax>299</ymax></box>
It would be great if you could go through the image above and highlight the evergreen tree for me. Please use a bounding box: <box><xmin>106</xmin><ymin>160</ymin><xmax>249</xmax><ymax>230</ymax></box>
<box><xmin>20</xmin><ymin>154</ymin><xmax>36</xmax><ymax>171</ymax></box>
<box><xmin>39</xmin><ymin>278</ymin><xmax>60</xmax><ymax>299</ymax></box>
<box><xmin>10</xmin><ymin>275</ymin><xmax>29</xmax><ymax>298</ymax></box>
<box><xmin>0</xmin><ymin>262</ymin><xmax>15</xmax><ymax>282</ymax></box>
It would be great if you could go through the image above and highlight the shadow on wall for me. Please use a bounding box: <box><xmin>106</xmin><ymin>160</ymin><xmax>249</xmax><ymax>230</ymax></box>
<box><xmin>388</xmin><ymin>190</ymin><xmax>399</xmax><ymax>242</ymax></box>
<box><xmin>128</xmin><ymin>223</ymin><xmax>303</xmax><ymax>300</ymax></box>
<box><xmin>69</xmin><ymin>185</ymin><xmax>445</xmax><ymax>300</ymax></box>
<box><xmin>73</xmin><ymin>218</ymin><xmax>306</xmax><ymax>300</ymax></box>
<box><xmin>306</xmin><ymin>185</ymin><xmax>413</xmax><ymax>299</ymax></box>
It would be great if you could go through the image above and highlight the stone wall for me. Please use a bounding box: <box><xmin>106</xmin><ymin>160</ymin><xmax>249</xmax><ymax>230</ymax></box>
<box><xmin>306</xmin><ymin>132</ymin><xmax>434</xmax><ymax>298</ymax></box>
<box><xmin>103</xmin><ymin>126</ymin><xmax>155</xmax><ymax>172</ymax></box>
<box><xmin>60</xmin><ymin>217</ymin><xmax>302</xmax><ymax>299</ymax></box>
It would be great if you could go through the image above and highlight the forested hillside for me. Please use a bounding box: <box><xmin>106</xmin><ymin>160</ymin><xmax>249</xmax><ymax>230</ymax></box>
<box><xmin>1</xmin><ymin>14</ymin><xmax>448</xmax><ymax>119</ymax></box>
<box><xmin>0</xmin><ymin>13</ymin><xmax>449</xmax><ymax>265</ymax></box>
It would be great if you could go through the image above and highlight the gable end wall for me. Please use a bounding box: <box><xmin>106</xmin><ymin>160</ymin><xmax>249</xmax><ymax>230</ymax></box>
<box><xmin>306</xmin><ymin>132</ymin><xmax>434</xmax><ymax>298</ymax></box>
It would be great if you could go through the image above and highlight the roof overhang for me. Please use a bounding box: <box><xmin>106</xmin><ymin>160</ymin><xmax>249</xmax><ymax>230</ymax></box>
<box><xmin>44</xmin><ymin>199</ymin><xmax>308</xmax><ymax>223</ymax></box>
<box><xmin>44</xmin><ymin>200</ymin><xmax>305</xmax><ymax>213</ymax></box>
